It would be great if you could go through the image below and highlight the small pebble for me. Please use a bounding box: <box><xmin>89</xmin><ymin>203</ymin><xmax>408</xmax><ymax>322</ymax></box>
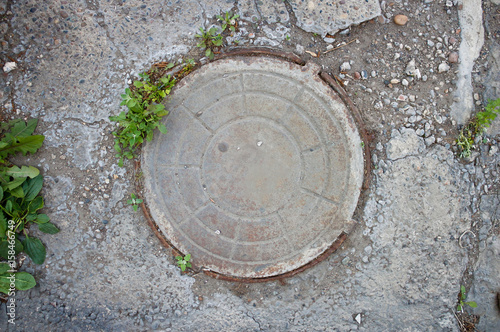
<box><xmin>448</xmin><ymin>52</ymin><xmax>459</xmax><ymax>63</ymax></box>
<box><xmin>340</xmin><ymin>62</ymin><xmax>351</xmax><ymax>71</ymax></box>
<box><xmin>394</xmin><ymin>14</ymin><xmax>408</xmax><ymax>26</ymax></box>
<box><xmin>438</xmin><ymin>62</ymin><xmax>450</xmax><ymax>73</ymax></box>
<box><xmin>3</xmin><ymin>62</ymin><xmax>17</xmax><ymax>73</ymax></box>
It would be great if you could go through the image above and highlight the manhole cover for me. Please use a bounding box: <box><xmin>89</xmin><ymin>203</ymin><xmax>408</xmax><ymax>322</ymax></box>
<box><xmin>142</xmin><ymin>55</ymin><xmax>364</xmax><ymax>279</ymax></box>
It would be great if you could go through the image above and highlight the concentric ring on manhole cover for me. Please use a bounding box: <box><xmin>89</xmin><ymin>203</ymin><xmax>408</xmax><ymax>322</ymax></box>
<box><xmin>142</xmin><ymin>55</ymin><xmax>364</xmax><ymax>279</ymax></box>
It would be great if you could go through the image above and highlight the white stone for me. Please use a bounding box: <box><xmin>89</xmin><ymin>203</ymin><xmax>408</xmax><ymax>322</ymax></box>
<box><xmin>438</xmin><ymin>62</ymin><xmax>450</xmax><ymax>73</ymax></box>
<box><xmin>3</xmin><ymin>62</ymin><xmax>17</xmax><ymax>73</ymax></box>
<box><xmin>489</xmin><ymin>145</ymin><xmax>498</xmax><ymax>156</ymax></box>
<box><xmin>340</xmin><ymin>62</ymin><xmax>351</xmax><ymax>71</ymax></box>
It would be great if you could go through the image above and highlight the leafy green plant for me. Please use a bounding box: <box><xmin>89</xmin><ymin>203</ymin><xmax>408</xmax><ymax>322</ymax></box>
<box><xmin>110</xmin><ymin>72</ymin><xmax>174</xmax><ymax>167</ymax></box>
<box><xmin>175</xmin><ymin>254</ymin><xmax>191</xmax><ymax>272</ymax></box>
<box><xmin>0</xmin><ymin>262</ymin><xmax>36</xmax><ymax>294</ymax></box>
<box><xmin>477</xmin><ymin>98</ymin><xmax>500</xmax><ymax>129</ymax></box>
<box><xmin>0</xmin><ymin>119</ymin><xmax>58</xmax><ymax>266</ymax></box>
<box><xmin>133</xmin><ymin>72</ymin><xmax>176</xmax><ymax>104</ymax></box>
<box><xmin>456</xmin><ymin>98</ymin><xmax>500</xmax><ymax>158</ymax></box>
<box><xmin>217</xmin><ymin>11</ymin><xmax>239</xmax><ymax>33</ymax></box>
<box><xmin>195</xmin><ymin>27</ymin><xmax>223</xmax><ymax>60</ymax></box>
<box><xmin>127</xmin><ymin>193</ymin><xmax>143</xmax><ymax>211</ymax></box>
<box><xmin>457</xmin><ymin>285</ymin><xmax>477</xmax><ymax>312</ymax></box>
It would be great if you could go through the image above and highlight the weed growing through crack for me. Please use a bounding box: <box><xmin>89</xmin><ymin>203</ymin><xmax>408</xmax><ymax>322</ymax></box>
<box><xmin>127</xmin><ymin>193</ymin><xmax>143</xmax><ymax>211</ymax></box>
<box><xmin>0</xmin><ymin>119</ymin><xmax>58</xmax><ymax>293</ymax></box>
<box><xmin>217</xmin><ymin>11</ymin><xmax>239</xmax><ymax>33</ymax></box>
<box><xmin>456</xmin><ymin>98</ymin><xmax>500</xmax><ymax>158</ymax></box>
<box><xmin>175</xmin><ymin>254</ymin><xmax>192</xmax><ymax>272</ymax></box>
<box><xmin>179</xmin><ymin>58</ymin><xmax>196</xmax><ymax>77</ymax></box>
<box><xmin>110</xmin><ymin>70</ymin><xmax>175</xmax><ymax>167</ymax></box>
<box><xmin>457</xmin><ymin>285</ymin><xmax>477</xmax><ymax>312</ymax></box>
<box><xmin>195</xmin><ymin>27</ymin><xmax>223</xmax><ymax>60</ymax></box>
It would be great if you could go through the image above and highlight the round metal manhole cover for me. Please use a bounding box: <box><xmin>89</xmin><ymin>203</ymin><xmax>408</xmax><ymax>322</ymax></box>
<box><xmin>142</xmin><ymin>55</ymin><xmax>364</xmax><ymax>279</ymax></box>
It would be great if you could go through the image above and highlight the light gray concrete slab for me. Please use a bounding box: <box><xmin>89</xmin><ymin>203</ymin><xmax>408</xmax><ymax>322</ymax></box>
<box><xmin>289</xmin><ymin>0</ymin><xmax>381</xmax><ymax>37</ymax></box>
<box><xmin>450</xmin><ymin>0</ymin><xmax>485</xmax><ymax>125</ymax></box>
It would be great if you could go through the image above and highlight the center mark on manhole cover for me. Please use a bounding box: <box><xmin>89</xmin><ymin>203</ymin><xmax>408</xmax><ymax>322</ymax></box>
<box><xmin>202</xmin><ymin>117</ymin><xmax>301</xmax><ymax>218</ymax></box>
<box><xmin>142</xmin><ymin>55</ymin><xmax>364</xmax><ymax>279</ymax></box>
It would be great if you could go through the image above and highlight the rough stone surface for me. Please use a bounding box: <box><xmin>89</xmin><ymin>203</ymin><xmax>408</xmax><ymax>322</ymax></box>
<box><xmin>238</xmin><ymin>0</ymin><xmax>289</xmax><ymax>24</ymax></box>
<box><xmin>470</xmin><ymin>194</ymin><xmax>500</xmax><ymax>331</ymax></box>
<box><xmin>386</xmin><ymin>128</ymin><xmax>426</xmax><ymax>160</ymax></box>
<box><xmin>450</xmin><ymin>0</ymin><xmax>485</xmax><ymax>125</ymax></box>
<box><xmin>484</xmin><ymin>41</ymin><xmax>500</xmax><ymax>136</ymax></box>
<box><xmin>289</xmin><ymin>0</ymin><xmax>381</xmax><ymax>37</ymax></box>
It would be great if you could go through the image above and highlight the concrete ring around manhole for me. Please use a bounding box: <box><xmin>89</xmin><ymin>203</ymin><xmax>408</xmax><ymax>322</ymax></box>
<box><xmin>142</xmin><ymin>53</ymin><xmax>365</xmax><ymax>280</ymax></box>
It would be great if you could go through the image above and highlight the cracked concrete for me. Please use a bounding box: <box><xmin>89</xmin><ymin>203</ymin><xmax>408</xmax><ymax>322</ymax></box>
<box><xmin>1</xmin><ymin>0</ymin><xmax>499</xmax><ymax>331</ymax></box>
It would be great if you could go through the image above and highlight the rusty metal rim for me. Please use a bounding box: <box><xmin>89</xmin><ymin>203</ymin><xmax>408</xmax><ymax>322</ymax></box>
<box><xmin>319</xmin><ymin>72</ymin><xmax>372</xmax><ymax>191</ymax></box>
<box><xmin>136</xmin><ymin>48</ymin><xmax>370</xmax><ymax>283</ymax></box>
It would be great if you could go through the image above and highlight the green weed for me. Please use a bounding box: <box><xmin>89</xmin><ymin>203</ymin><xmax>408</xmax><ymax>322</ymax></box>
<box><xmin>127</xmin><ymin>193</ymin><xmax>143</xmax><ymax>212</ymax></box>
<box><xmin>175</xmin><ymin>253</ymin><xmax>192</xmax><ymax>272</ymax></box>
<box><xmin>0</xmin><ymin>119</ymin><xmax>57</xmax><ymax>273</ymax></box>
<box><xmin>457</xmin><ymin>285</ymin><xmax>477</xmax><ymax>312</ymax></box>
<box><xmin>456</xmin><ymin>98</ymin><xmax>500</xmax><ymax>158</ymax></box>
<box><xmin>217</xmin><ymin>12</ymin><xmax>239</xmax><ymax>33</ymax></box>
<box><xmin>195</xmin><ymin>27</ymin><xmax>223</xmax><ymax>60</ymax></box>
<box><xmin>110</xmin><ymin>72</ymin><xmax>174</xmax><ymax>167</ymax></box>
<box><xmin>0</xmin><ymin>262</ymin><xmax>35</xmax><ymax>294</ymax></box>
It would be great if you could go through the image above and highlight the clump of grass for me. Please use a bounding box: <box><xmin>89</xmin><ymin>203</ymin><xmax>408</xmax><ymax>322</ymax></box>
<box><xmin>456</xmin><ymin>98</ymin><xmax>500</xmax><ymax>158</ymax></box>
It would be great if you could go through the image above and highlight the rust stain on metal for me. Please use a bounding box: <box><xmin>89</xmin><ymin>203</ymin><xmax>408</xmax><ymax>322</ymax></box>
<box><xmin>203</xmin><ymin>231</ymin><xmax>351</xmax><ymax>283</ymax></box>
<box><xmin>216</xmin><ymin>47</ymin><xmax>306</xmax><ymax>66</ymax></box>
<box><xmin>319</xmin><ymin>71</ymin><xmax>372</xmax><ymax>191</ymax></box>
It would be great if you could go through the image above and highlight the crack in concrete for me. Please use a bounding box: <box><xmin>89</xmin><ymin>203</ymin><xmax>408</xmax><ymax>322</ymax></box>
<box><xmin>244</xmin><ymin>311</ymin><xmax>263</xmax><ymax>331</ymax></box>
<box><xmin>282</xmin><ymin>0</ymin><xmax>298</xmax><ymax>25</ymax></box>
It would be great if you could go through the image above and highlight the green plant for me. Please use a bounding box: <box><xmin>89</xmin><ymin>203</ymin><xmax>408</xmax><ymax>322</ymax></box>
<box><xmin>285</xmin><ymin>34</ymin><xmax>291</xmax><ymax>41</ymax></box>
<box><xmin>127</xmin><ymin>193</ymin><xmax>143</xmax><ymax>211</ymax></box>
<box><xmin>0</xmin><ymin>262</ymin><xmax>36</xmax><ymax>294</ymax></box>
<box><xmin>0</xmin><ymin>119</ymin><xmax>58</xmax><ymax>266</ymax></box>
<box><xmin>456</xmin><ymin>128</ymin><xmax>474</xmax><ymax>158</ymax></box>
<box><xmin>477</xmin><ymin>98</ymin><xmax>500</xmax><ymax>129</ymax></box>
<box><xmin>180</xmin><ymin>58</ymin><xmax>196</xmax><ymax>76</ymax></box>
<box><xmin>195</xmin><ymin>27</ymin><xmax>223</xmax><ymax>60</ymax></box>
<box><xmin>217</xmin><ymin>11</ymin><xmax>239</xmax><ymax>33</ymax></box>
<box><xmin>175</xmin><ymin>254</ymin><xmax>191</xmax><ymax>272</ymax></box>
<box><xmin>110</xmin><ymin>72</ymin><xmax>174</xmax><ymax>166</ymax></box>
<box><xmin>457</xmin><ymin>285</ymin><xmax>477</xmax><ymax>312</ymax></box>
<box><xmin>456</xmin><ymin>98</ymin><xmax>500</xmax><ymax>158</ymax></box>
<box><xmin>133</xmin><ymin>72</ymin><xmax>176</xmax><ymax>104</ymax></box>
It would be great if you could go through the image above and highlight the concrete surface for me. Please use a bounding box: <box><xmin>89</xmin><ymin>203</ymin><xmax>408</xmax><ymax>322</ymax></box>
<box><xmin>450</xmin><ymin>0</ymin><xmax>485</xmax><ymax>125</ymax></box>
<box><xmin>0</xmin><ymin>0</ymin><xmax>499</xmax><ymax>331</ymax></box>
<box><xmin>289</xmin><ymin>0</ymin><xmax>381</xmax><ymax>37</ymax></box>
